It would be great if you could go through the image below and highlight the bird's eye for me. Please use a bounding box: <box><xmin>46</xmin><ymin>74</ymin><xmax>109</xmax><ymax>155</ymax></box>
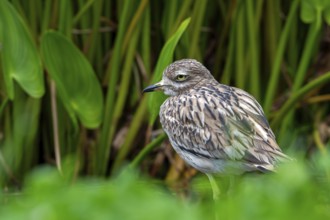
<box><xmin>175</xmin><ymin>74</ymin><xmax>187</xmax><ymax>81</ymax></box>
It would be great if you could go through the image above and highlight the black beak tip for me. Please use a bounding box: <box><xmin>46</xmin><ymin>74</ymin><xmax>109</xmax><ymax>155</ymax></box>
<box><xmin>143</xmin><ymin>84</ymin><xmax>159</xmax><ymax>93</ymax></box>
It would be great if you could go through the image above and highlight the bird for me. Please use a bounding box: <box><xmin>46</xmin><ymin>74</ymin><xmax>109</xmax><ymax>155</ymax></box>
<box><xmin>143</xmin><ymin>59</ymin><xmax>291</xmax><ymax>198</ymax></box>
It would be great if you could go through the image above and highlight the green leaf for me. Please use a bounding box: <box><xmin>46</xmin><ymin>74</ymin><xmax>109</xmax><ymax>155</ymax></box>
<box><xmin>301</xmin><ymin>1</ymin><xmax>316</xmax><ymax>23</ymax></box>
<box><xmin>41</xmin><ymin>31</ymin><xmax>103</xmax><ymax>128</ymax></box>
<box><xmin>300</xmin><ymin>0</ymin><xmax>330</xmax><ymax>23</ymax></box>
<box><xmin>147</xmin><ymin>18</ymin><xmax>191</xmax><ymax>125</ymax></box>
<box><xmin>0</xmin><ymin>0</ymin><xmax>44</xmax><ymax>99</ymax></box>
<box><xmin>324</xmin><ymin>6</ymin><xmax>330</xmax><ymax>25</ymax></box>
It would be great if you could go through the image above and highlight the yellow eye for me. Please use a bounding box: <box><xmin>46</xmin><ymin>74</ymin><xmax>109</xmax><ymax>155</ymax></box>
<box><xmin>175</xmin><ymin>74</ymin><xmax>187</xmax><ymax>81</ymax></box>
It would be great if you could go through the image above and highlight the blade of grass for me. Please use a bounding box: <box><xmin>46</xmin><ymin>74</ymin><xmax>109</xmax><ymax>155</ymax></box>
<box><xmin>246</xmin><ymin>0</ymin><xmax>260</xmax><ymax>100</ymax></box>
<box><xmin>169</xmin><ymin>0</ymin><xmax>192</xmax><ymax>36</ymax></box>
<box><xmin>148</xmin><ymin>18</ymin><xmax>191</xmax><ymax>126</ymax></box>
<box><xmin>97</xmin><ymin>0</ymin><xmax>133</xmax><ymax>174</ymax></box>
<box><xmin>5</xmin><ymin>88</ymin><xmax>41</xmax><ymax>183</ymax></box>
<box><xmin>72</xmin><ymin>0</ymin><xmax>95</xmax><ymax>25</ymax></box>
<box><xmin>122</xmin><ymin>0</ymin><xmax>148</xmax><ymax>54</ymax></box>
<box><xmin>85</xmin><ymin>0</ymin><xmax>104</xmax><ymax>62</ymax></box>
<box><xmin>58</xmin><ymin>0</ymin><xmax>72</xmax><ymax>37</ymax></box>
<box><xmin>141</xmin><ymin>5</ymin><xmax>151</xmax><ymax>77</ymax></box>
<box><xmin>235</xmin><ymin>4</ymin><xmax>246</xmax><ymax>89</ymax></box>
<box><xmin>27</xmin><ymin>0</ymin><xmax>37</xmax><ymax>38</ymax></box>
<box><xmin>271</xmin><ymin>71</ymin><xmax>330</xmax><ymax>128</ymax></box>
<box><xmin>292</xmin><ymin>15</ymin><xmax>322</xmax><ymax>91</ymax></box>
<box><xmin>265</xmin><ymin>0</ymin><xmax>280</xmax><ymax>66</ymax></box>
<box><xmin>130</xmin><ymin>133</ymin><xmax>167</xmax><ymax>168</ymax></box>
<box><xmin>107</xmin><ymin>23</ymin><xmax>142</xmax><ymax>167</ymax></box>
<box><xmin>162</xmin><ymin>0</ymin><xmax>178</xmax><ymax>39</ymax></box>
<box><xmin>221</xmin><ymin>19</ymin><xmax>236</xmax><ymax>84</ymax></box>
<box><xmin>188</xmin><ymin>0</ymin><xmax>208</xmax><ymax>59</ymax></box>
<box><xmin>213</xmin><ymin>1</ymin><xmax>237</xmax><ymax>78</ymax></box>
<box><xmin>111</xmin><ymin>97</ymin><xmax>147</xmax><ymax>173</ymax></box>
<box><xmin>277</xmin><ymin>10</ymin><xmax>322</xmax><ymax>141</ymax></box>
<box><xmin>263</xmin><ymin>0</ymin><xmax>300</xmax><ymax>115</ymax></box>
<box><xmin>41</xmin><ymin>0</ymin><xmax>52</xmax><ymax>32</ymax></box>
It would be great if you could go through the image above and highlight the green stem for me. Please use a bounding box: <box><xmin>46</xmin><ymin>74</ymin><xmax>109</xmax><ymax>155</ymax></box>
<box><xmin>112</xmin><ymin>98</ymin><xmax>147</xmax><ymax>173</ymax></box>
<box><xmin>0</xmin><ymin>98</ymin><xmax>9</xmax><ymax>118</ymax></box>
<box><xmin>72</xmin><ymin>0</ymin><xmax>95</xmax><ymax>25</ymax></box>
<box><xmin>58</xmin><ymin>0</ymin><xmax>72</xmax><ymax>38</ymax></box>
<box><xmin>170</xmin><ymin>0</ymin><xmax>192</xmax><ymax>36</ymax></box>
<box><xmin>277</xmin><ymin>10</ymin><xmax>322</xmax><ymax>139</ymax></box>
<box><xmin>264</xmin><ymin>0</ymin><xmax>279</xmax><ymax>76</ymax></box>
<box><xmin>235</xmin><ymin>5</ymin><xmax>245</xmax><ymax>89</ymax></box>
<box><xmin>214</xmin><ymin>0</ymin><xmax>237</xmax><ymax>79</ymax></box>
<box><xmin>206</xmin><ymin>174</ymin><xmax>220</xmax><ymax>201</ymax></box>
<box><xmin>188</xmin><ymin>0</ymin><xmax>208</xmax><ymax>59</ymax></box>
<box><xmin>97</xmin><ymin>0</ymin><xmax>132</xmax><ymax>175</ymax></box>
<box><xmin>263</xmin><ymin>0</ymin><xmax>299</xmax><ymax>115</ymax></box>
<box><xmin>271</xmin><ymin>71</ymin><xmax>330</xmax><ymax>128</ymax></box>
<box><xmin>122</xmin><ymin>0</ymin><xmax>148</xmax><ymax>54</ymax></box>
<box><xmin>130</xmin><ymin>133</ymin><xmax>167</xmax><ymax>168</ymax></box>
<box><xmin>41</xmin><ymin>0</ymin><xmax>52</xmax><ymax>32</ymax></box>
<box><xmin>246</xmin><ymin>0</ymin><xmax>260</xmax><ymax>100</ymax></box>
<box><xmin>292</xmin><ymin>11</ymin><xmax>321</xmax><ymax>91</ymax></box>
<box><xmin>141</xmin><ymin>5</ymin><xmax>151</xmax><ymax>76</ymax></box>
<box><xmin>313</xmin><ymin>110</ymin><xmax>328</xmax><ymax>155</ymax></box>
<box><xmin>255</xmin><ymin>0</ymin><xmax>264</xmax><ymax>32</ymax></box>
<box><xmin>110</xmin><ymin>24</ymin><xmax>141</xmax><ymax>153</ymax></box>
<box><xmin>86</xmin><ymin>0</ymin><xmax>103</xmax><ymax>62</ymax></box>
<box><xmin>165</xmin><ymin>0</ymin><xmax>178</xmax><ymax>39</ymax></box>
<box><xmin>221</xmin><ymin>21</ymin><xmax>235</xmax><ymax>84</ymax></box>
<box><xmin>28</xmin><ymin>0</ymin><xmax>37</xmax><ymax>37</ymax></box>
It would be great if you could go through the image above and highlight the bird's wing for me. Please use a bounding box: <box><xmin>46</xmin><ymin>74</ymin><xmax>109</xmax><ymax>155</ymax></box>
<box><xmin>160</xmin><ymin>84</ymin><xmax>289</xmax><ymax>171</ymax></box>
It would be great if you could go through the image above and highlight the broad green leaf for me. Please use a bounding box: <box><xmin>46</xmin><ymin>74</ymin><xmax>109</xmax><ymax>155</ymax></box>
<box><xmin>0</xmin><ymin>0</ymin><xmax>44</xmax><ymax>99</ymax></box>
<box><xmin>41</xmin><ymin>31</ymin><xmax>103</xmax><ymax>128</ymax></box>
<box><xmin>147</xmin><ymin>18</ymin><xmax>191</xmax><ymax>125</ymax></box>
<box><xmin>300</xmin><ymin>0</ymin><xmax>330</xmax><ymax>24</ymax></box>
<box><xmin>300</xmin><ymin>1</ymin><xmax>316</xmax><ymax>23</ymax></box>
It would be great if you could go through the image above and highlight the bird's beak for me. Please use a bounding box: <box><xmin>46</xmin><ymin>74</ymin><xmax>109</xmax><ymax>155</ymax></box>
<box><xmin>143</xmin><ymin>80</ymin><xmax>164</xmax><ymax>93</ymax></box>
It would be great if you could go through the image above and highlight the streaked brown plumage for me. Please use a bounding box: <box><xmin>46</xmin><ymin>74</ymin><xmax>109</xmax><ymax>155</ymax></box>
<box><xmin>143</xmin><ymin>59</ymin><xmax>290</xmax><ymax>175</ymax></box>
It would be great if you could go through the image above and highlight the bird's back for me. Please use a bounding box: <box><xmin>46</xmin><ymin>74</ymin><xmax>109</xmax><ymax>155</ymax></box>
<box><xmin>160</xmin><ymin>81</ymin><xmax>290</xmax><ymax>174</ymax></box>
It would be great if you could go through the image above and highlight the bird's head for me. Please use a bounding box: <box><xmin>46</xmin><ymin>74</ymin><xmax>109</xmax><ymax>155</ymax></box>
<box><xmin>143</xmin><ymin>59</ymin><xmax>214</xmax><ymax>96</ymax></box>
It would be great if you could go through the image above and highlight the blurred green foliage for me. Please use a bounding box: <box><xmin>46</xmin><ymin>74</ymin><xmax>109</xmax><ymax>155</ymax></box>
<box><xmin>1</xmin><ymin>166</ymin><xmax>204</xmax><ymax>220</ymax></box>
<box><xmin>1</xmin><ymin>154</ymin><xmax>329</xmax><ymax>220</ymax></box>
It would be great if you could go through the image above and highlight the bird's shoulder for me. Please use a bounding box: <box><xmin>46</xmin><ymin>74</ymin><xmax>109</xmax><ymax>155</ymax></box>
<box><xmin>161</xmin><ymin>83</ymin><xmax>268</xmax><ymax>130</ymax></box>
